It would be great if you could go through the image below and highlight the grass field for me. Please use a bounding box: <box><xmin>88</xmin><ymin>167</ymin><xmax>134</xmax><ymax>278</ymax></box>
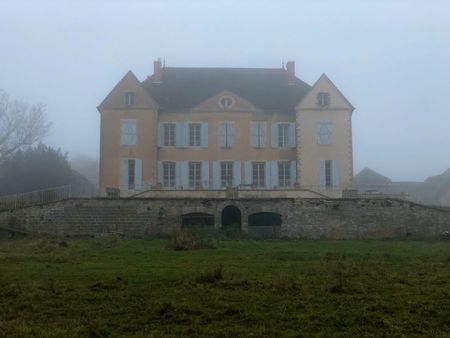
<box><xmin>0</xmin><ymin>237</ymin><xmax>449</xmax><ymax>337</ymax></box>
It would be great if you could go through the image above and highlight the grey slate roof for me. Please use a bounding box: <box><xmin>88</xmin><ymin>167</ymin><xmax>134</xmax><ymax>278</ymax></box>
<box><xmin>141</xmin><ymin>67</ymin><xmax>311</xmax><ymax>112</ymax></box>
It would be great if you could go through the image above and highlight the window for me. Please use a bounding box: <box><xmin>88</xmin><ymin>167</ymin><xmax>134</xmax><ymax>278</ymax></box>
<box><xmin>221</xmin><ymin>162</ymin><xmax>233</xmax><ymax>187</ymax></box>
<box><xmin>124</xmin><ymin>92</ymin><xmax>135</xmax><ymax>106</ymax></box>
<box><xmin>220</xmin><ymin>97</ymin><xmax>233</xmax><ymax>109</ymax></box>
<box><xmin>252</xmin><ymin>122</ymin><xmax>265</xmax><ymax>148</ymax></box>
<box><xmin>189</xmin><ymin>123</ymin><xmax>201</xmax><ymax>147</ymax></box>
<box><xmin>317</xmin><ymin>92</ymin><xmax>330</xmax><ymax>107</ymax></box>
<box><xmin>278</xmin><ymin>162</ymin><xmax>291</xmax><ymax>187</ymax></box>
<box><xmin>121</xmin><ymin>119</ymin><xmax>136</xmax><ymax>145</ymax></box>
<box><xmin>219</xmin><ymin>122</ymin><xmax>233</xmax><ymax>148</ymax></box>
<box><xmin>252</xmin><ymin>162</ymin><xmax>265</xmax><ymax>187</ymax></box>
<box><xmin>163</xmin><ymin>123</ymin><xmax>176</xmax><ymax>146</ymax></box>
<box><xmin>317</xmin><ymin>122</ymin><xmax>332</xmax><ymax>145</ymax></box>
<box><xmin>189</xmin><ymin>162</ymin><xmax>202</xmax><ymax>188</ymax></box>
<box><xmin>128</xmin><ymin>160</ymin><xmax>135</xmax><ymax>190</ymax></box>
<box><xmin>325</xmin><ymin>160</ymin><xmax>332</xmax><ymax>187</ymax></box>
<box><xmin>163</xmin><ymin>162</ymin><xmax>176</xmax><ymax>187</ymax></box>
<box><xmin>278</xmin><ymin>123</ymin><xmax>289</xmax><ymax>148</ymax></box>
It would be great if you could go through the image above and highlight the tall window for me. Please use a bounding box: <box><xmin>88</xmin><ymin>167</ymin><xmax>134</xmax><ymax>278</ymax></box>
<box><xmin>317</xmin><ymin>122</ymin><xmax>332</xmax><ymax>145</ymax></box>
<box><xmin>252</xmin><ymin>162</ymin><xmax>265</xmax><ymax>187</ymax></box>
<box><xmin>221</xmin><ymin>162</ymin><xmax>233</xmax><ymax>187</ymax></box>
<box><xmin>163</xmin><ymin>162</ymin><xmax>176</xmax><ymax>187</ymax></box>
<box><xmin>252</xmin><ymin>122</ymin><xmax>265</xmax><ymax>148</ymax></box>
<box><xmin>124</xmin><ymin>92</ymin><xmax>135</xmax><ymax>106</ymax></box>
<box><xmin>219</xmin><ymin>122</ymin><xmax>233</xmax><ymax>148</ymax></box>
<box><xmin>317</xmin><ymin>92</ymin><xmax>330</xmax><ymax>107</ymax></box>
<box><xmin>278</xmin><ymin>123</ymin><xmax>289</xmax><ymax>148</ymax></box>
<box><xmin>278</xmin><ymin>162</ymin><xmax>291</xmax><ymax>187</ymax></box>
<box><xmin>189</xmin><ymin>123</ymin><xmax>201</xmax><ymax>147</ymax></box>
<box><xmin>128</xmin><ymin>160</ymin><xmax>135</xmax><ymax>190</ymax></box>
<box><xmin>189</xmin><ymin>162</ymin><xmax>202</xmax><ymax>188</ymax></box>
<box><xmin>163</xmin><ymin>123</ymin><xmax>176</xmax><ymax>146</ymax></box>
<box><xmin>121</xmin><ymin>119</ymin><xmax>136</xmax><ymax>145</ymax></box>
<box><xmin>325</xmin><ymin>160</ymin><xmax>332</xmax><ymax>187</ymax></box>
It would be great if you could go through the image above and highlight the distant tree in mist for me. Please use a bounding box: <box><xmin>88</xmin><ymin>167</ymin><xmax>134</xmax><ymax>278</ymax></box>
<box><xmin>0</xmin><ymin>89</ymin><xmax>51</xmax><ymax>162</ymax></box>
<box><xmin>70</xmin><ymin>154</ymin><xmax>99</xmax><ymax>185</ymax></box>
<box><xmin>0</xmin><ymin>144</ymin><xmax>88</xmax><ymax>195</ymax></box>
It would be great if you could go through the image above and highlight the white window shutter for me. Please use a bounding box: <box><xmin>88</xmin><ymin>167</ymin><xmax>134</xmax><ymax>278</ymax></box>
<box><xmin>219</xmin><ymin>123</ymin><xmax>226</xmax><ymax>147</ymax></box>
<box><xmin>271</xmin><ymin>123</ymin><xmax>278</xmax><ymax>148</ymax></box>
<box><xmin>212</xmin><ymin>161</ymin><xmax>221</xmax><ymax>189</ymax></box>
<box><xmin>228</xmin><ymin>123</ymin><xmax>234</xmax><ymax>147</ymax></box>
<box><xmin>244</xmin><ymin>161</ymin><xmax>252</xmax><ymax>184</ymax></box>
<box><xmin>289</xmin><ymin>123</ymin><xmax>296</xmax><ymax>148</ymax></box>
<box><xmin>251</xmin><ymin>122</ymin><xmax>259</xmax><ymax>147</ymax></box>
<box><xmin>180</xmin><ymin>161</ymin><xmax>188</xmax><ymax>188</ymax></box>
<box><xmin>332</xmin><ymin>160</ymin><xmax>340</xmax><ymax>188</ymax></box>
<box><xmin>201</xmin><ymin>122</ymin><xmax>208</xmax><ymax>147</ymax></box>
<box><xmin>201</xmin><ymin>161</ymin><xmax>209</xmax><ymax>188</ymax></box>
<box><xmin>259</xmin><ymin>122</ymin><xmax>266</xmax><ymax>147</ymax></box>
<box><xmin>135</xmin><ymin>159</ymin><xmax>142</xmax><ymax>190</ymax></box>
<box><xmin>233</xmin><ymin>161</ymin><xmax>241</xmax><ymax>186</ymax></box>
<box><xmin>264</xmin><ymin>161</ymin><xmax>270</xmax><ymax>188</ymax></box>
<box><xmin>270</xmin><ymin>161</ymin><xmax>278</xmax><ymax>188</ymax></box>
<box><xmin>290</xmin><ymin>160</ymin><xmax>297</xmax><ymax>186</ymax></box>
<box><xmin>120</xmin><ymin>159</ymin><xmax>129</xmax><ymax>190</ymax></box>
<box><xmin>179</xmin><ymin>123</ymin><xmax>187</xmax><ymax>147</ymax></box>
<box><xmin>158</xmin><ymin>123</ymin><xmax>164</xmax><ymax>147</ymax></box>
<box><xmin>175</xmin><ymin>123</ymin><xmax>181</xmax><ymax>147</ymax></box>
<box><xmin>319</xmin><ymin>160</ymin><xmax>326</xmax><ymax>187</ymax></box>
<box><xmin>157</xmin><ymin>161</ymin><xmax>163</xmax><ymax>184</ymax></box>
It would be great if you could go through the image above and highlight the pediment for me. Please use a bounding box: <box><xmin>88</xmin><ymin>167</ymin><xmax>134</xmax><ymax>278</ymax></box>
<box><xmin>295</xmin><ymin>74</ymin><xmax>354</xmax><ymax>111</ymax></box>
<box><xmin>191</xmin><ymin>90</ymin><xmax>261</xmax><ymax>112</ymax></box>
<box><xmin>98</xmin><ymin>71</ymin><xmax>159</xmax><ymax>111</ymax></box>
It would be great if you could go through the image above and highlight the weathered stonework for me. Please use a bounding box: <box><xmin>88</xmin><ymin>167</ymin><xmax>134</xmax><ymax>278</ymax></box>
<box><xmin>0</xmin><ymin>197</ymin><xmax>449</xmax><ymax>239</ymax></box>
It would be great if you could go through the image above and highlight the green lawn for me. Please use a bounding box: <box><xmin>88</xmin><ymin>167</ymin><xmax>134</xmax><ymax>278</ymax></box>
<box><xmin>0</xmin><ymin>237</ymin><xmax>449</xmax><ymax>337</ymax></box>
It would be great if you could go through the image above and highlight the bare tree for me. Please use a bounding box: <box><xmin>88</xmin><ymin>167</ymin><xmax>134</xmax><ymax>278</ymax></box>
<box><xmin>0</xmin><ymin>89</ymin><xmax>51</xmax><ymax>162</ymax></box>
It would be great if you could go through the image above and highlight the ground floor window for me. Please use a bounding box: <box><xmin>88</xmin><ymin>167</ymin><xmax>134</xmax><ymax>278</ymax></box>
<box><xmin>278</xmin><ymin>161</ymin><xmax>291</xmax><ymax>187</ymax></box>
<box><xmin>252</xmin><ymin>162</ymin><xmax>265</xmax><ymax>187</ymax></box>
<box><xmin>221</xmin><ymin>162</ymin><xmax>233</xmax><ymax>187</ymax></box>
<box><xmin>163</xmin><ymin>162</ymin><xmax>176</xmax><ymax>187</ymax></box>
<box><xmin>325</xmin><ymin>160</ymin><xmax>332</xmax><ymax>187</ymax></box>
<box><xmin>189</xmin><ymin>162</ymin><xmax>202</xmax><ymax>188</ymax></box>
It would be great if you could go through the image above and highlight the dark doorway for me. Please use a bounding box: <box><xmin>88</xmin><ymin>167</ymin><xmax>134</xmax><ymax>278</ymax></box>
<box><xmin>248</xmin><ymin>212</ymin><xmax>282</xmax><ymax>239</ymax></box>
<box><xmin>221</xmin><ymin>205</ymin><xmax>241</xmax><ymax>235</ymax></box>
<box><xmin>181</xmin><ymin>213</ymin><xmax>214</xmax><ymax>232</ymax></box>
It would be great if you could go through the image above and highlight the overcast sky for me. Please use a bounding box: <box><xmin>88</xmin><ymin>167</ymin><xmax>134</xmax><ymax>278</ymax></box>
<box><xmin>1</xmin><ymin>0</ymin><xmax>449</xmax><ymax>181</ymax></box>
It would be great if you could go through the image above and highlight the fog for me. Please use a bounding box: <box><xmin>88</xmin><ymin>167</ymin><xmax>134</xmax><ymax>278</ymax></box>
<box><xmin>1</xmin><ymin>0</ymin><xmax>449</xmax><ymax>181</ymax></box>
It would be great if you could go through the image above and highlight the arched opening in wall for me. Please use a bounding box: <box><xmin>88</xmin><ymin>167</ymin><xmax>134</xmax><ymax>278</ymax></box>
<box><xmin>248</xmin><ymin>212</ymin><xmax>282</xmax><ymax>239</ymax></box>
<box><xmin>221</xmin><ymin>205</ymin><xmax>241</xmax><ymax>235</ymax></box>
<box><xmin>181</xmin><ymin>213</ymin><xmax>214</xmax><ymax>232</ymax></box>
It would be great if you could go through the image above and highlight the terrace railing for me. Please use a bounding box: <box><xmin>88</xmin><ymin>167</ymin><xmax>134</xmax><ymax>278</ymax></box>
<box><xmin>0</xmin><ymin>184</ymin><xmax>96</xmax><ymax>211</ymax></box>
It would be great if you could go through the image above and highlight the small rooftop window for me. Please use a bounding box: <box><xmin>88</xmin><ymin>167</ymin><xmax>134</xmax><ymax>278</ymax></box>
<box><xmin>219</xmin><ymin>96</ymin><xmax>234</xmax><ymax>109</ymax></box>
<box><xmin>124</xmin><ymin>92</ymin><xmax>135</xmax><ymax>106</ymax></box>
<box><xmin>317</xmin><ymin>92</ymin><xmax>330</xmax><ymax>107</ymax></box>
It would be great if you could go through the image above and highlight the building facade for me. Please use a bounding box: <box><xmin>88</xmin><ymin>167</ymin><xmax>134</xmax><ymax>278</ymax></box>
<box><xmin>97</xmin><ymin>60</ymin><xmax>354</xmax><ymax>197</ymax></box>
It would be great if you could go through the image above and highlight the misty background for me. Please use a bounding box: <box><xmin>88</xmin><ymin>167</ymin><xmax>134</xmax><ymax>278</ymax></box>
<box><xmin>1</xmin><ymin>0</ymin><xmax>449</xmax><ymax>182</ymax></box>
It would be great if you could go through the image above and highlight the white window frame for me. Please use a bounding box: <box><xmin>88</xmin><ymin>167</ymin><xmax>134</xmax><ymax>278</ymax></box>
<box><xmin>317</xmin><ymin>121</ymin><xmax>332</xmax><ymax>145</ymax></box>
<box><xmin>189</xmin><ymin>162</ymin><xmax>202</xmax><ymax>188</ymax></box>
<box><xmin>317</xmin><ymin>92</ymin><xmax>330</xmax><ymax>107</ymax></box>
<box><xmin>278</xmin><ymin>162</ymin><xmax>291</xmax><ymax>187</ymax></box>
<box><xmin>124</xmin><ymin>92</ymin><xmax>135</xmax><ymax>106</ymax></box>
<box><xmin>252</xmin><ymin>162</ymin><xmax>265</xmax><ymax>187</ymax></box>
<box><xmin>220</xmin><ymin>162</ymin><xmax>234</xmax><ymax>187</ymax></box>
<box><xmin>189</xmin><ymin>123</ymin><xmax>201</xmax><ymax>147</ymax></box>
<box><xmin>325</xmin><ymin>160</ymin><xmax>332</xmax><ymax>187</ymax></box>
<box><xmin>277</xmin><ymin>123</ymin><xmax>290</xmax><ymax>148</ymax></box>
<box><xmin>121</xmin><ymin>119</ymin><xmax>136</xmax><ymax>146</ymax></box>
<box><xmin>163</xmin><ymin>123</ymin><xmax>176</xmax><ymax>147</ymax></box>
<box><xmin>163</xmin><ymin>162</ymin><xmax>176</xmax><ymax>187</ymax></box>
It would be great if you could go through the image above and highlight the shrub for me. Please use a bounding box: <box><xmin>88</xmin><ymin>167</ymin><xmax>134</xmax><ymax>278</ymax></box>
<box><xmin>166</xmin><ymin>229</ymin><xmax>216</xmax><ymax>251</ymax></box>
<box><xmin>196</xmin><ymin>264</ymin><xmax>223</xmax><ymax>284</ymax></box>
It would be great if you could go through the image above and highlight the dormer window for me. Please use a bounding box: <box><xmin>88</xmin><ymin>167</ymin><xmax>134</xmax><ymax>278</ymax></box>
<box><xmin>317</xmin><ymin>92</ymin><xmax>330</xmax><ymax>107</ymax></box>
<box><xmin>124</xmin><ymin>92</ymin><xmax>135</xmax><ymax>106</ymax></box>
<box><xmin>219</xmin><ymin>96</ymin><xmax>234</xmax><ymax>109</ymax></box>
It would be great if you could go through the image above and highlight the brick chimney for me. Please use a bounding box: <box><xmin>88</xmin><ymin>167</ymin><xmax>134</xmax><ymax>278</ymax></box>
<box><xmin>286</xmin><ymin>61</ymin><xmax>295</xmax><ymax>85</ymax></box>
<box><xmin>152</xmin><ymin>58</ymin><xmax>162</xmax><ymax>83</ymax></box>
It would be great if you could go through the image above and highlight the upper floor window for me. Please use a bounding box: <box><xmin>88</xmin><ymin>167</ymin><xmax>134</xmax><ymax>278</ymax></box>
<box><xmin>189</xmin><ymin>123</ymin><xmax>201</xmax><ymax>147</ymax></box>
<box><xmin>277</xmin><ymin>123</ymin><xmax>290</xmax><ymax>148</ymax></box>
<box><xmin>163</xmin><ymin>162</ymin><xmax>176</xmax><ymax>187</ymax></box>
<box><xmin>163</xmin><ymin>123</ymin><xmax>176</xmax><ymax>147</ymax></box>
<box><xmin>317</xmin><ymin>121</ymin><xmax>332</xmax><ymax>145</ymax></box>
<box><xmin>251</xmin><ymin>122</ymin><xmax>266</xmax><ymax>148</ymax></box>
<box><xmin>317</xmin><ymin>92</ymin><xmax>330</xmax><ymax>107</ymax></box>
<box><xmin>121</xmin><ymin>119</ymin><xmax>136</xmax><ymax>145</ymax></box>
<box><xmin>278</xmin><ymin>162</ymin><xmax>291</xmax><ymax>187</ymax></box>
<box><xmin>219</xmin><ymin>97</ymin><xmax>234</xmax><ymax>109</ymax></box>
<box><xmin>124</xmin><ymin>92</ymin><xmax>135</xmax><ymax>106</ymax></box>
<box><xmin>219</xmin><ymin>122</ymin><xmax>234</xmax><ymax>148</ymax></box>
<box><xmin>252</xmin><ymin>162</ymin><xmax>265</xmax><ymax>187</ymax></box>
<box><xmin>189</xmin><ymin>162</ymin><xmax>202</xmax><ymax>188</ymax></box>
<box><xmin>221</xmin><ymin>162</ymin><xmax>234</xmax><ymax>187</ymax></box>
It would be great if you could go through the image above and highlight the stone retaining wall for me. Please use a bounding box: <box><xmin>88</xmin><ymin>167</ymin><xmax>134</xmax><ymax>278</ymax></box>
<box><xmin>0</xmin><ymin>197</ymin><xmax>449</xmax><ymax>239</ymax></box>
